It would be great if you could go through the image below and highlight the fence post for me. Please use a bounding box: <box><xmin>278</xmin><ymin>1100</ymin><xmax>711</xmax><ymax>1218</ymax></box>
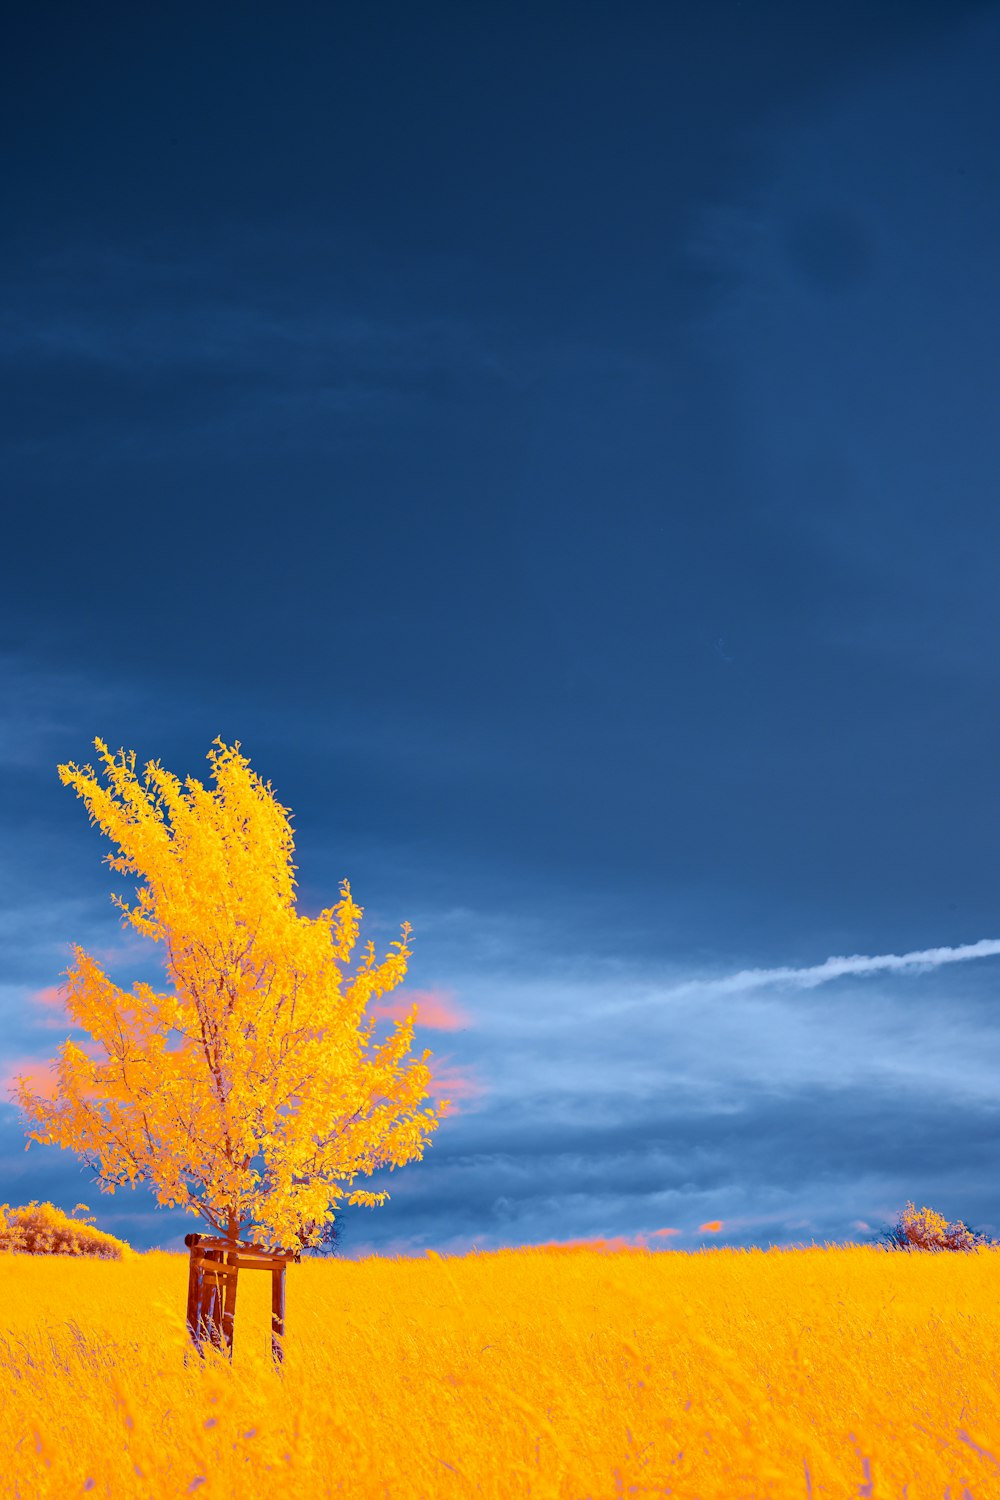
<box><xmin>271</xmin><ymin>1264</ymin><xmax>287</xmax><ymax>1363</ymax></box>
<box><xmin>184</xmin><ymin>1233</ymin><xmax>233</xmax><ymax>1357</ymax></box>
<box><xmin>202</xmin><ymin>1246</ymin><xmax>224</xmax><ymax>1351</ymax></box>
<box><xmin>185</xmin><ymin>1233</ymin><xmax>202</xmax><ymax>1350</ymax></box>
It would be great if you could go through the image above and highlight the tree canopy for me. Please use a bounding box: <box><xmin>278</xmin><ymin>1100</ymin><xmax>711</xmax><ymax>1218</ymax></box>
<box><xmin>16</xmin><ymin>739</ymin><xmax>445</xmax><ymax>1247</ymax></box>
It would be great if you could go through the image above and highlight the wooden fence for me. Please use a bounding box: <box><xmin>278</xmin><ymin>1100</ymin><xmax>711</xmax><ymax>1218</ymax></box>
<box><xmin>184</xmin><ymin>1232</ymin><xmax>301</xmax><ymax>1362</ymax></box>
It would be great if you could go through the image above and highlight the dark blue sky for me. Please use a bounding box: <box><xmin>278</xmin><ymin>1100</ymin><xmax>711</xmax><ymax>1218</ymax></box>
<box><xmin>3</xmin><ymin>0</ymin><xmax>1000</xmax><ymax>1254</ymax></box>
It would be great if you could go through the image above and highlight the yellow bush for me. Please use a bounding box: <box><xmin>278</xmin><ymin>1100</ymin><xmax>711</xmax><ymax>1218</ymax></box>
<box><xmin>0</xmin><ymin>1201</ymin><xmax>131</xmax><ymax>1259</ymax></box>
<box><xmin>882</xmin><ymin>1200</ymin><xmax>997</xmax><ymax>1252</ymax></box>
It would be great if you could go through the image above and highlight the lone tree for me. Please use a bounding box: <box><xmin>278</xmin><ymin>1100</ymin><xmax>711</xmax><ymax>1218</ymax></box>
<box><xmin>15</xmin><ymin>739</ymin><xmax>446</xmax><ymax>1349</ymax></box>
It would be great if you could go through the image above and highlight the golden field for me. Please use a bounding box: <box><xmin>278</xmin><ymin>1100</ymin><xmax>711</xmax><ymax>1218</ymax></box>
<box><xmin>1</xmin><ymin>1241</ymin><xmax>998</xmax><ymax>1498</ymax></box>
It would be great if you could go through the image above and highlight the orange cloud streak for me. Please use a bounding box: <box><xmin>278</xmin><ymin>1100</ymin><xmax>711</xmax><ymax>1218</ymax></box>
<box><xmin>425</xmin><ymin>1057</ymin><xmax>484</xmax><ymax>1116</ymax></box>
<box><xmin>2</xmin><ymin>1042</ymin><xmax>105</xmax><ymax>1102</ymax></box>
<box><xmin>372</xmin><ymin>988</ymin><xmax>469</xmax><ymax>1030</ymax></box>
<box><xmin>698</xmin><ymin>1220</ymin><xmax>723</xmax><ymax>1233</ymax></box>
<box><xmin>534</xmin><ymin>1233</ymin><xmax>660</xmax><ymax>1254</ymax></box>
<box><xmin>30</xmin><ymin>986</ymin><xmax>65</xmax><ymax>1007</ymax></box>
<box><xmin>28</xmin><ymin>986</ymin><xmax>71</xmax><ymax>1029</ymax></box>
<box><xmin>2</xmin><ymin>1057</ymin><xmax>60</xmax><ymax>1100</ymax></box>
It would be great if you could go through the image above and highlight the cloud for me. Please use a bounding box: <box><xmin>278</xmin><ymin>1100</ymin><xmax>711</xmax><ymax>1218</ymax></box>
<box><xmin>0</xmin><ymin>259</ymin><xmax>493</xmax><ymax>382</ymax></box>
<box><xmin>26</xmin><ymin>986</ymin><xmax>71</xmax><ymax>1032</ymax></box>
<box><xmin>372</xmin><ymin>987</ymin><xmax>470</xmax><ymax>1030</ymax></box>
<box><xmin>30</xmin><ymin>987</ymin><xmax>64</xmax><ymax>1007</ymax></box>
<box><xmin>531</xmin><ymin>1235</ymin><xmax>656</xmax><ymax>1254</ymax></box>
<box><xmin>86</xmin><ymin>934</ymin><xmax>155</xmax><ymax>970</ymax></box>
<box><xmin>4</xmin><ymin>912</ymin><xmax>1000</xmax><ymax>1255</ymax></box>
<box><xmin>426</xmin><ymin>1058</ymin><xmax>486</xmax><ymax>1116</ymax></box>
<box><xmin>2</xmin><ymin>1041</ymin><xmax>104</xmax><ymax>1103</ymax></box>
<box><xmin>341</xmin><ymin>1075</ymin><xmax>1000</xmax><ymax>1258</ymax></box>
<box><xmin>0</xmin><ymin>238</ymin><xmax>508</xmax><ymax>458</ymax></box>
<box><xmin>1</xmin><ymin>1057</ymin><xmax>59</xmax><ymax>1101</ymax></box>
<box><xmin>327</xmin><ymin>913</ymin><xmax>1000</xmax><ymax>1254</ymax></box>
<box><xmin>0</xmin><ymin>653</ymin><xmax>150</xmax><ymax>771</ymax></box>
<box><xmin>666</xmin><ymin>938</ymin><xmax>1000</xmax><ymax>998</ymax></box>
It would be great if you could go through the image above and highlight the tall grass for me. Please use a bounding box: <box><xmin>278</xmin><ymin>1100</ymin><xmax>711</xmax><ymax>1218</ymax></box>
<box><xmin>1</xmin><ymin>1240</ymin><xmax>998</xmax><ymax>1497</ymax></box>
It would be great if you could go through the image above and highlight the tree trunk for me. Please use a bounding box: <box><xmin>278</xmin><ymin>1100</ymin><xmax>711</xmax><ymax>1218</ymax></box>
<box><xmin>221</xmin><ymin>1252</ymin><xmax>240</xmax><ymax>1355</ymax></box>
<box><xmin>220</xmin><ymin>1215</ymin><xmax>240</xmax><ymax>1357</ymax></box>
<box><xmin>271</xmin><ymin>1264</ymin><xmax>286</xmax><ymax>1363</ymax></box>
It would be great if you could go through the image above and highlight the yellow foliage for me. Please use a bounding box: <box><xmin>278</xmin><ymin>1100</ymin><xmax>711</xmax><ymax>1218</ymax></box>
<box><xmin>0</xmin><ymin>1201</ymin><xmax>131</xmax><ymax>1259</ymax></box>
<box><xmin>14</xmin><ymin>740</ymin><xmax>444</xmax><ymax>1248</ymax></box>
<box><xmin>1</xmin><ymin>1242</ymin><xmax>999</xmax><ymax>1497</ymax></box>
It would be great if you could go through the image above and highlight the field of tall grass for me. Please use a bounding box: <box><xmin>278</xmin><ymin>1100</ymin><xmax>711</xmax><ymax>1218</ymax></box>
<box><xmin>2</xmin><ymin>1240</ymin><xmax>998</xmax><ymax>1498</ymax></box>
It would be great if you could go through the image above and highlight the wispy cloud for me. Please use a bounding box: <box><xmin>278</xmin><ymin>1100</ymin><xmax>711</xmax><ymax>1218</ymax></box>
<box><xmin>0</xmin><ymin>238</ymin><xmax>509</xmax><ymax>457</ymax></box>
<box><xmin>664</xmin><ymin>937</ymin><xmax>1000</xmax><ymax>999</ymax></box>
<box><xmin>0</xmin><ymin>653</ymin><xmax>147</xmax><ymax>770</ymax></box>
<box><xmin>25</xmin><ymin>987</ymin><xmax>72</xmax><ymax>1031</ymax></box>
<box><xmin>426</xmin><ymin>1058</ymin><xmax>486</xmax><ymax>1116</ymax></box>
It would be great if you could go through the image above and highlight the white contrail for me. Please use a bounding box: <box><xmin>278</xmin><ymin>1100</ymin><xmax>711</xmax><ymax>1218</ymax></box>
<box><xmin>671</xmin><ymin>938</ymin><xmax>1000</xmax><ymax>998</ymax></box>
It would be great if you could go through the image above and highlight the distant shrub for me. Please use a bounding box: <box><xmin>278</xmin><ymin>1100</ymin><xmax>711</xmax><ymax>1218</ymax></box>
<box><xmin>0</xmin><ymin>1201</ymin><xmax>131</xmax><ymax>1259</ymax></box>
<box><xmin>876</xmin><ymin>1201</ymin><xmax>998</xmax><ymax>1253</ymax></box>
